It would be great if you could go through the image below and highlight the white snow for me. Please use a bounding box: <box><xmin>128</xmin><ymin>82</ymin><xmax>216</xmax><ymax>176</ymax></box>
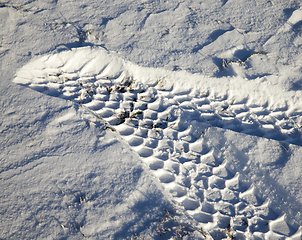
<box><xmin>1</xmin><ymin>0</ymin><xmax>302</xmax><ymax>239</ymax></box>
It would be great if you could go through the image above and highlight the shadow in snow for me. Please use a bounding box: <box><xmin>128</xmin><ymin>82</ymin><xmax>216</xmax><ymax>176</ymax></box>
<box><xmin>293</xmin><ymin>20</ymin><xmax>302</xmax><ymax>32</ymax></box>
<box><xmin>113</xmin><ymin>189</ymin><xmax>171</xmax><ymax>240</ymax></box>
<box><xmin>192</xmin><ymin>28</ymin><xmax>234</xmax><ymax>53</ymax></box>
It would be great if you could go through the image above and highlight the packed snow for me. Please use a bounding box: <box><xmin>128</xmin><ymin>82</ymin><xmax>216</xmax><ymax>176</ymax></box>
<box><xmin>1</xmin><ymin>0</ymin><xmax>302</xmax><ymax>239</ymax></box>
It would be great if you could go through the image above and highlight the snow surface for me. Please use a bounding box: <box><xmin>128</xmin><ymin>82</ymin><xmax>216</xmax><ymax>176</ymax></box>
<box><xmin>1</xmin><ymin>1</ymin><xmax>302</xmax><ymax>239</ymax></box>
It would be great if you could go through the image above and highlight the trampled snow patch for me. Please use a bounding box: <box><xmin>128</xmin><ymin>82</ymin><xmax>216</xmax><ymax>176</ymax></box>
<box><xmin>13</xmin><ymin>46</ymin><xmax>302</xmax><ymax>239</ymax></box>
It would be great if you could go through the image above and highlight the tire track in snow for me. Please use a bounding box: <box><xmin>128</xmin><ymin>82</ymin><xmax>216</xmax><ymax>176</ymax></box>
<box><xmin>14</xmin><ymin>47</ymin><xmax>302</xmax><ymax>239</ymax></box>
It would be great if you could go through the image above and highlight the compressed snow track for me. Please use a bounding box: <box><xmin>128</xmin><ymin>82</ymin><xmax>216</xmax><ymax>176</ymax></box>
<box><xmin>14</xmin><ymin>47</ymin><xmax>302</xmax><ymax>239</ymax></box>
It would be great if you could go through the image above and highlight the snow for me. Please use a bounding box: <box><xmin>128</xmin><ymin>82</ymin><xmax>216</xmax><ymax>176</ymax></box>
<box><xmin>1</xmin><ymin>1</ymin><xmax>302</xmax><ymax>239</ymax></box>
